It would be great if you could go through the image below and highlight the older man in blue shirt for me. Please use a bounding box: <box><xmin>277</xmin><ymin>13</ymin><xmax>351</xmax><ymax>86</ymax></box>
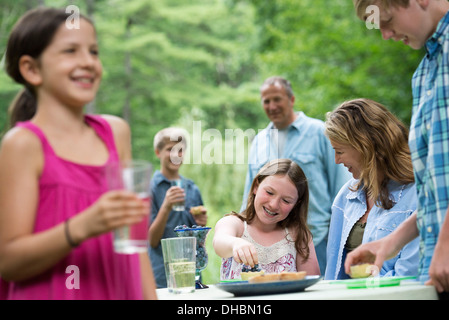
<box><xmin>241</xmin><ymin>76</ymin><xmax>350</xmax><ymax>274</ymax></box>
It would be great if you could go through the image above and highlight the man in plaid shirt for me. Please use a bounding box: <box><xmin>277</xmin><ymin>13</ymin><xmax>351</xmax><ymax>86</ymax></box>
<box><xmin>346</xmin><ymin>0</ymin><xmax>449</xmax><ymax>298</ymax></box>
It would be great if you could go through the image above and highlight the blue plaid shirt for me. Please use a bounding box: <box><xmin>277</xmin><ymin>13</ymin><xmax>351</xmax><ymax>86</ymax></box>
<box><xmin>409</xmin><ymin>11</ymin><xmax>449</xmax><ymax>282</ymax></box>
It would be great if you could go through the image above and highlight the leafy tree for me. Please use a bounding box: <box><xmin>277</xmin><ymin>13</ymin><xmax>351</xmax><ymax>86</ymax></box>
<box><xmin>0</xmin><ymin>0</ymin><xmax>260</xmax><ymax>285</ymax></box>
<box><xmin>247</xmin><ymin>0</ymin><xmax>423</xmax><ymax>124</ymax></box>
<box><xmin>0</xmin><ymin>0</ymin><xmax>428</xmax><ymax>286</ymax></box>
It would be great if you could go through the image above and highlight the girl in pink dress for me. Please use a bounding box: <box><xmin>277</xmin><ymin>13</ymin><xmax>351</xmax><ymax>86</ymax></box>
<box><xmin>214</xmin><ymin>159</ymin><xmax>321</xmax><ymax>280</ymax></box>
<box><xmin>0</xmin><ymin>7</ymin><xmax>157</xmax><ymax>299</ymax></box>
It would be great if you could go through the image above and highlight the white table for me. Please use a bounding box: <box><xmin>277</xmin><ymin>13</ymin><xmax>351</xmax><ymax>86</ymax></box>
<box><xmin>156</xmin><ymin>279</ymin><xmax>438</xmax><ymax>300</ymax></box>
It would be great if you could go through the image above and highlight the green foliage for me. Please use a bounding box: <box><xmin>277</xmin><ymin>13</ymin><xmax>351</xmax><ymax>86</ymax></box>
<box><xmin>0</xmin><ymin>0</ymin><xmax>426</xmax><ymax>286</ymax></box>
<box><xmin>248</xmin><ymin>0</ymin><xmax>423</xmax><ymax>124</ymax></box>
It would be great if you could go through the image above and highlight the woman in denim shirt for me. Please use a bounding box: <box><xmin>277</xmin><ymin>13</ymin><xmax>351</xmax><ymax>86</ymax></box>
<box><xmin>324</xmin><ymin>99</ymin><xmax>419</xmax><ymax>280</ymax></box>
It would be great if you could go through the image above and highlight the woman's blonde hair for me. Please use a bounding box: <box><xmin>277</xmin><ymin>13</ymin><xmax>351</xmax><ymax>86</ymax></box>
<box><xmin>324</xmin><ymin>98</ymin><xmax>414</xmax><ymax>209</ymax></box>
<box><xmin>230</xmin><ymin>159</ymin><xmax>311</xmax><ymax>262</ymax></box>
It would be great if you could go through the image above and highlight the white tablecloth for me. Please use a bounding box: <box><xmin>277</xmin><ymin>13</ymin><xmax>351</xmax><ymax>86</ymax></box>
<box><xmin>156</xmin><ymin>279</ymin><xmax>438</xmax><ymax>300</ymax></box>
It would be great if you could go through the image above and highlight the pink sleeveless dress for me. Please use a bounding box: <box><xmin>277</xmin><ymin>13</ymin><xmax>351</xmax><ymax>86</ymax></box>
<box><xmin>0</xmin><ymin>115</ymin><xmax>143</xmax><ymax>300</ymax></box>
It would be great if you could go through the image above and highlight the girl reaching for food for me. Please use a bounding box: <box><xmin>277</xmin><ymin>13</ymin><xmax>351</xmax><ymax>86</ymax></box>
<box><xmin>213</xmin><ymin>159</ymin><xmax>320</xmax><ymax>280</ymax></box>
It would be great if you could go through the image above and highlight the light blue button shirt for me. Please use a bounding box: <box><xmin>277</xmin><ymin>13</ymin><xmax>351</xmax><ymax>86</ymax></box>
<box><xmin>325</xmin><ymin>179</ymin><xmax>420</xmax><ymax>280</ymax></box>
<box><xmin>241</xmin><ymin>112</ymin><xmax>351</xmax><ymax>246</ymax></box>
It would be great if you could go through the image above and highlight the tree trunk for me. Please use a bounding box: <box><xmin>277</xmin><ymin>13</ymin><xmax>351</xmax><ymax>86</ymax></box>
<box><xmin>122</xmin><ymin>18</ymin><xmax>132</xmax><ymax>122</ymax></box>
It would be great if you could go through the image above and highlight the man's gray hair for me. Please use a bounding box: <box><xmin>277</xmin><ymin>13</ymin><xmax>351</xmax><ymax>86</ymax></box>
<box><xmin>260</xmin><ymin>76</ymin><xmax>294</xmax><ymax>98</ymax></box>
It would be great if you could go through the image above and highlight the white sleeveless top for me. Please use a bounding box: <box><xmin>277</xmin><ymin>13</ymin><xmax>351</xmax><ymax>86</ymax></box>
<box><xmin>220</xmin><ymin>221</ymin><xmax>297</xmax><ymax>280</ymax></box>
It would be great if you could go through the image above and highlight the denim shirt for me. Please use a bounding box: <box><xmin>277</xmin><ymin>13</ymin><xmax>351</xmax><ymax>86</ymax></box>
<box><xmin>410</xmin><ymin>11</ymin><xmax>449</xmax><ymax>282</ymax></box>
<box><xmin>148</xmin><ymin>170</ymin><xmax>204</xmax><ymax>288</ymax></box>
<box><xmin>324</xmin><ymin>179</ymin><xmax>420</xmax><ymax>280</ymax></box>
<box><xmin>241</xmin><ymin>112</ymin><xmax>351</xmax><ymax>245</ymax></box>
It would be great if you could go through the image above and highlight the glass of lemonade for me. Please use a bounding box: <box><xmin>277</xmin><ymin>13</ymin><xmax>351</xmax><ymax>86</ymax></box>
<box><xmin>169</xmin><ymin>259</ymin><xmax>196</xmax><ymax>293</ymax></box>
<box><xmin>106</xmin><ymin>160</ymin><xmax>152</xmax><ymax>254</ymax></box>
<box><xmin>161</xmin><ymin>237</ymin><xmax>196</xmax><ymax>294</ymax></box>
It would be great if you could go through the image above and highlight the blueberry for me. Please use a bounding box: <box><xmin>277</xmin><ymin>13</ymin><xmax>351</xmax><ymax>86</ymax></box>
<box><xmin>252</xmin><ymin>264</ymin><xmax>261</xmax><ymax>272</ymax></box>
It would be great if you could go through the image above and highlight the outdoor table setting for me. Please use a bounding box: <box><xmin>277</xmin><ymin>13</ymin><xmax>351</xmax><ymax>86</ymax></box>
<box><xmin>156</xmin><ymin>276</ymin><xmax>438</xmax><ymax>300</ymax></box>
<box><xmin>159</xmin><ymin>223</ymin><xmax>438</xmax><ymax>301</ymax></box>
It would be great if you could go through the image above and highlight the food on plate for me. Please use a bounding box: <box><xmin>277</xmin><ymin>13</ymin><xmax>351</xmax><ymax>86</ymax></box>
<box><xmin>240</xmin><ymin>264</ymin><xmax>264</xmax><ymax>280</ymax></box>
<box><xmin>241</xmin><ymin>270</ymin><xmax>265</xmax><ymax>281</ymax></box>
<box><xmin>242</xmin><ymin>264</ymin><xmax>261</xmax><ymax>273</ymax></box>
<box><xmin>248</xmin><ymin>273</ymin><xmax>281</xmax><ymax>283</ymax></box>
<box><xmin>278</xmin><ymin>271</ymin><xmax>307</xmax><ymax>281</ymax></box>
<box><xmin>349</xmin><ymin>263</ymin><xmax>374</xmax><ymax>278</ymax></box>
<box><xmin>190</xmin><ymin>205</ymin><xmax>206</xmax><ymax>215</ymax></box>
<box><xmin>248</xmin><ymin>271</ymin><xmax>307</xmax><ymax>283</ymax></box>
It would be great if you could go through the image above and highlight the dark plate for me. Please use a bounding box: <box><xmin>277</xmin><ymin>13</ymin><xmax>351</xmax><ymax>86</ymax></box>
<box><xmin>216</xmin><ymin>275</ymin><xmax>321</xmax><ymax>297</ymax></box>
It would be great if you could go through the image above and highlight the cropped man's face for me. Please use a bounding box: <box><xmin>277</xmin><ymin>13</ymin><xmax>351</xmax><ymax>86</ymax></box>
<box><xmin>260</xmin><ymin>84</ymin><xmax>296</xmax><ymax>129</ymax></box>
<box><xmin>373</xmin><ymin>0</ymin><xmax>436</xmax><ymax>50</ymax></box>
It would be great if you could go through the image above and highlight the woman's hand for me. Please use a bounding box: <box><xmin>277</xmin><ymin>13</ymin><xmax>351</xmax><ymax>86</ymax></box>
<box><xmin>345</xmin><ymin>212</ymin><xmax>419</xmax><ymax>277</ymax></box>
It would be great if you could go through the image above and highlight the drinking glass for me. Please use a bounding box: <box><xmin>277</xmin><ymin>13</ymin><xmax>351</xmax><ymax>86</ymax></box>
<box><xmin>161</xmin><ymin>237</ymin><xmax>196</xmax><ymax>294</ymax></box>
<box><xmin>170</xmin><ymin>179</ymin><xmax>185</xmax><ymax>211</ymax></box>
<box><xmin>107</xmin><ymin>160</ymin><xmax>152</xmax><ymax>254</ymax></box>
<box><xmin>174</xmin><ymin>226</ymin><xmax>211</xmax><ymax>289</ymax></box>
